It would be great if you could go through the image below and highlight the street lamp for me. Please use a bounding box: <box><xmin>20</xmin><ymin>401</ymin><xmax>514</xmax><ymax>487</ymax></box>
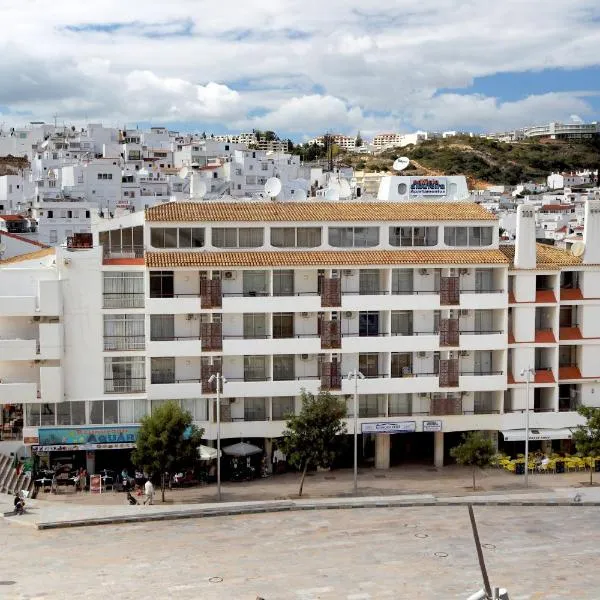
<box><xmin>520</xmin><ymin>367</ymin><xmax>534</xmax><ymax>488</ymax></box>
<box><xmin>347</xmin><ymin>369</ymin><xmax>365</xmax><ymax>494</ymax></box>
<box><xmin>208</xmin><ymin>372</ymin><xmax>226</xmax><ymax>501</ymax></box>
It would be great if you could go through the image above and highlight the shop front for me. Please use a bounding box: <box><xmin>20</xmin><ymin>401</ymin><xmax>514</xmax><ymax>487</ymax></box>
<box><xmin>32</xmin><ymin>425</ymin><xmax>140</xmax><ymax>475</ymax></box>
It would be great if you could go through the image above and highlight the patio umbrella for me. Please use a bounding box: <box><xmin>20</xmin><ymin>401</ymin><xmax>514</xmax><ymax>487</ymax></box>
<box><xmin>197</xmin><ymin>445</ymin><xmax>221</xmax><ymax>460</ymax></box>
<box><xmin>222</xmin><ymin>442</ymin><xmax>262</xmax><ymax>457</ymax></box>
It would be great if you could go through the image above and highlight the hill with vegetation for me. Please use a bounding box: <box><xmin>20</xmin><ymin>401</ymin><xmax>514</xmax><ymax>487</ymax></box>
<box><xmin>341</xmin><ymin>136</ymin><xmax>600</xmax><ymax>187</ymax></box>
<box><xmin>0</xmin><ymin>155</ymin><xmax>28</xmax><ymax>176</ymax></box>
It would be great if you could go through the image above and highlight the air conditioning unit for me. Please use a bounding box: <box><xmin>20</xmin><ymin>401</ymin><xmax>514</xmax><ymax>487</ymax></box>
<box><xmin>31</xmin><ymin>316</ymin><xmax>41</xmax><ymax>323</ymax></box>
<box><xmin>300</xmin><ymin>312</ymin><xmax>310</xmax><ymax>318</ymax></box>
<box><xmin>419</xmin><ymin>392</ymin><xmax>428</xmax><ymax>398</ymax></box>
<box><xmin>344</xmin><ymin>311</ymin><xmax>354</xmax><ymax>318</ymax></box>
<box><xmin>223</xmin><ymin>271</ymin><xmax>235</xmax><ymax>280</ymax></box>
<box><xmin>459</xmin><ymin>309</ymin><xmax>470</xmax><ymax>317</ymax></box>
<box><xmin>417</xmin><ymin>351</ymin><xmax>427</xmax><ymax>358</ymax></box>
<box><xmin>419</xmin><ymin>269</ymin><xmax>430</xmax><ymax>276</ymax></box>
<box><xmin>459</xmin><ymin>268</ymin><xmax>470</xmax><ymax>275</ymax></box>
<box><xmin>342</xmin><ymin>269</ymin><xmax>354</xmax><ymax>277</ymax></box>
<box><xmin>460</xmin><ymin>351</ymin><xmax>470</xmax><ymax>357</ymax></box>
<box><xmin>300</xmin><ymin>354</ymin><xmax>311</xmax><ymax>361</ymax></box>
<box><xmin>186</xmin><ymin>314</ymin><xmax>197</xmax><ymax>321</ymax></box>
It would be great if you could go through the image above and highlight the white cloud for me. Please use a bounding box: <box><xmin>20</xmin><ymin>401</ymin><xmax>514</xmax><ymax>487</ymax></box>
<box><xmin>0</xmin><ymin>0</ymin><xmax>599</xmax><ymax>134</ymax></box>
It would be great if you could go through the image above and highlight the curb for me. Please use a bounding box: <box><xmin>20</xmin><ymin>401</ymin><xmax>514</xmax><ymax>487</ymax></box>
<box><xmin>33</xmin><ymin>499</ymin><xmax>600</xmax><ymax>530</ymax></box>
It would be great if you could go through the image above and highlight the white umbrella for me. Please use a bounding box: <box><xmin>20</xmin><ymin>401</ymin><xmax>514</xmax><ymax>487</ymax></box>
<box><xmin>222</xmin><ymin>442</ymin><xmax>262</xmax><ymax>457</ymax></box>
<box><xmin>197</xmin><ymin>445</ymin><xmax>221</xmax><ymax>460</ymax></box>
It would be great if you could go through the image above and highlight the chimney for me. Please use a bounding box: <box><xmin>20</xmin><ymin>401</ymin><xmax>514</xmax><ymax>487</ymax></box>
<box><xmin>583</xmin><ymin>200</ymin><xmax>600</xmax><ymax>264</ymax></box>
<box><xmin>514</xmin><ymin>204</ymin><xmax>536</xmax><ymax>269</ymax></box>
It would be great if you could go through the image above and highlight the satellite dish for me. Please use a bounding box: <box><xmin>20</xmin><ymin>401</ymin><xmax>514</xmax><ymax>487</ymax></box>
<box><xmin>264</xmin><ymin>177</ymin><xmax>282</xmax><ymax>198</ymax></box>
<box><xmin>179</xmin><ymin>166</ymin><xmax>190</xmax><ymax>179</ymax></box>
<box><xmin>571</xmin><ymin>241</ymin><xmax>585</xmax><ymax>257</ymax></box>
<box><xmin>325</xmin><ymin>187</ymin><xmax>340</xmax><ymax>201</ymax></box>
<box><xmin>293</xmin><ymin>188</ymin><xmax>307</xmax><ymax>201</ymax></box>
<box><xmin>339</xmin><ymin>179</ymin><xmax>352</xmax><ymax>198</ymax></box>
<box><xmin>328</xmin><ymin>179</ymin><xmax>341</xmax><ymax>192</ymax></box>
<box><xmin>393</xmin><ymin>157</ymin><xmax>410</xmax><ymax>171</ymax></box>
<box><xmin>192</xmin><ymin>179</ymin><xmax>207</xmax><ymax>199</ymax></box>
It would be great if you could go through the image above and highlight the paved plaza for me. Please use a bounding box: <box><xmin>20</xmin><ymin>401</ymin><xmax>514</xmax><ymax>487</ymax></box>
<box><xmin>1</xmin><ymin>504</ymin><xmax>599</xmax><ymax>599</ymax></box>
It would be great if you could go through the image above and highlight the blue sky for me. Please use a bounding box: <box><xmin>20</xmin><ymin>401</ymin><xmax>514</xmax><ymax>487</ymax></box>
<box><xmin>1</xmin><ymin>0</ymin><xmax>599</xmax><ymax>139</ymax></box>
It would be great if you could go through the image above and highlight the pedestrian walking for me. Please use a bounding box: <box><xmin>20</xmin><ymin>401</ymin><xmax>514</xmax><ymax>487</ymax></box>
<box><xmin>143</xmin><ymin>478</ymin><xmax>154</xmax><ymax>505</ymax></box>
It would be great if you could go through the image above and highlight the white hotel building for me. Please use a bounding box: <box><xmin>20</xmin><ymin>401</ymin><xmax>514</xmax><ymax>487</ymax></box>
<box><xmin>2</xmin><ymin>176</ymin><xmax>600</xmax><ymax>472</ymax></box>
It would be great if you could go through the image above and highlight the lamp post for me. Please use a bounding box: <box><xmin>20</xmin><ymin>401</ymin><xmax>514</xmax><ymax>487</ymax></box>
<box><xmin>520</xmin><ymin>367</ymin><xmax>534</xmax><ymax>488</ymax></box>
<box><xmin>347</xmin><ymin>369</ymin><xmax>365</xmax><ymax>494</ymax></box>
<box><xmin>208</xmin><ymin>373</ymin><xmax>226</xmax><ymax>501</ymax></box>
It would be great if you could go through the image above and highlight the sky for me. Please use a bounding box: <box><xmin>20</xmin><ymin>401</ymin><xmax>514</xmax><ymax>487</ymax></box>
<box><xmin>0</xmin><ymin>0</ymin><xmax>600</xmax><ymax>140</ymax></box>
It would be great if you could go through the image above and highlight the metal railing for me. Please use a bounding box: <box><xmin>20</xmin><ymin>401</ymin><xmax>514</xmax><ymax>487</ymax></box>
<box><xmin>103</xmin><ymin>378</ymin><xmax>146</xmax><ymax>393</ymax></box>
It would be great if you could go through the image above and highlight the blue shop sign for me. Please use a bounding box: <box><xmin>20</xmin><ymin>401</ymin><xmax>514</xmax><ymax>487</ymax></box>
<box><xmin>38</xmin><ymin>426</ymin><xmax>140</xmax><ymax>446</ymax></box>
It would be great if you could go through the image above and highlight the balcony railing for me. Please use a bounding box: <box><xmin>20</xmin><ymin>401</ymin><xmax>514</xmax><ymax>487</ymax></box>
<box><xmin>104</xmin><ymin>378</ymin><xmax>146</xmax><ymax>393</ymax></box>
<box><xmin>103</xmin><ymin>293</ymin><xmax>145</xmax><ymax>309</ymax></box>
<box><xmin>460</xmin><ymin>370</ymin><xmax>504</xmax><ymax>376</ymax></box>
<box><xmin>150</xmin><ymin>376</ymin><xmax>202</xmax><ymax>384</ymax></box>
<box><xmin>103</xmin><ymin>246</ymin><xmax>144</xmax><ymax>259</ymax></box>
<box><xmin>103</xmin><ymin>336</ymin><xmax>146</xmax><ymax>351</ymax></box>
<box><xmin>460</xmin><ymin>288</ymin><xmax>504</xmax><ymax>294</ymax></box>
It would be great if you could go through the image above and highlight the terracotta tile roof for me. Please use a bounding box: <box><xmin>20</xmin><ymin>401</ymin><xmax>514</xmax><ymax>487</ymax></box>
<box><xmin>0</xmin><ymin>230</ymin><xmax>49</xmax><ymax>249</ymax></box>
<box><xmin>146</xmin><ymin>249</ymin><xmax>509</xmax><ymax>268</ymax></box>
<box><xmin>0</xmin><ymin>247</ymin><xmax>56</xmax><ymax>265</ymax></box>
<box><xmin>145</xmin><ymin>202</ymin><xmax>497</xmax><ymax>223</ymax></box>
<box><xmin>500</xmin><ymin>243</ymin><xmax>583</xmax><ymax>269</ymax></box>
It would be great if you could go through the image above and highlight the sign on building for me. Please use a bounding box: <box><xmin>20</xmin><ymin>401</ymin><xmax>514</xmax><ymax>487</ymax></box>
<box><xmin>361</xmin><ymin>421</ymin><xmax>416</xmax><ymax>434</ymax></box>
<box><xmin>423</xmin><ymin>420</ymin><xmax>443</xmax><ymax>432</ymax></box>
<box><xmin>410</xmin><ymin>177</ymin><xmax>447</xmax><ymax>196</ymax></box>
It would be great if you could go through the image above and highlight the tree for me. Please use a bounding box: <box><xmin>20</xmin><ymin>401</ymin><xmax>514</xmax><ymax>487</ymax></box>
<box><xmin>131</xmin><ymin>401</ymin><xmax>204</xmax><ymax>502</ymax></box>
<box><xmin>356</xmin><ymin>131</ymin><xmax>363</xmax><ymax>148</ymax></box>
<box><xmin>280</xmin><ymin>390</ymin><xmax>347</xmax><ymax>497</ymax></box>
<box><xmin>450</xmin><ymin>432</ymin><xmax>495</xmax><ymax>490</ymax></box>
<box><xmin>572</xmin><ymin>406</ymin><xmax>600</xmax><ymax>485</ymax></box>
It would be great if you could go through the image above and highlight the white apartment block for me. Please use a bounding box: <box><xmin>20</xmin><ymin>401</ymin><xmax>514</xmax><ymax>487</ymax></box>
<box><xmin>307</xmin><ymin>135</ymin><xmax>357</xmax><ymax>151</ymax></box>
<box><xmin>2</xmin><ymin>178</ymin><xmax>600</xmax><ymax>472</ymax></box>
<box><xmin>524</xmin><ymin>122</ymin><xmax>599</xmax><ymax>140</ymax></box>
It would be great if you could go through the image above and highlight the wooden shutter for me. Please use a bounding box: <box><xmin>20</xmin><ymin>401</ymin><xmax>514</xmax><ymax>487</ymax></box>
<box><xmin>440</xmin><ymin>319</ymin><xmax>459</xmax><ymax>346</ymax></box>
<box><xmin>439</xmin><ymin>358</ymin><xmax>459</xmax><ymax>387</ymax></box>
<box><xmin>321</xmin><ymin>278</ymin><xmax>341</xmax><ymax>307</ymax></box>
<box><xmin>440</xmin><ymin>276</ymin><xmax>459</xmax><ymax>305</ymax></box>
<box><xmin>321</xmin><ymin>320</ymin><xmax>341</xmax><ymax>349</ymax></box>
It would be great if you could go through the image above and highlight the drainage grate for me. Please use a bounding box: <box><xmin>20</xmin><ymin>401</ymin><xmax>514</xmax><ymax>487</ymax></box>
<box><xmin>434</xmin><ymin>552</ymin><xmax>448</xmax><ymax>558</ymax></box>
<box><xmin>208</xmin><ymin>577</ymin><xmax>223</xmax><ymax>584</ymax></box>
<box><xmin>482</xmin><ymin>543</ymin><xmax>496</xmax><ymax>550</ymax></box>
<box><xmin>415</xmin><ymin>533</ymin><xmax>429</xmax><ymax>539</ymax></box>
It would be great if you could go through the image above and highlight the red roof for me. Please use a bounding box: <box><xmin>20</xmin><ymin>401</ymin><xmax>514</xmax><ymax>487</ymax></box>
<box><xmin>0</xmin><ymin>230</ymin><xmax>49</xmax><ymax>248</ymax></box>
<box><xmin>0</xmin><ymin>214</ymin><xmax>26</xmax><ymax>222</ymax></box>
<box><xmin>541</xmin><ymin>204</ymin><xmax>574</xmax><ymax>212</ymax></box>
<box><xmin>556</xmin><ymin>226</ymin><xmax>567</xmax><ymax>233</ymax></box>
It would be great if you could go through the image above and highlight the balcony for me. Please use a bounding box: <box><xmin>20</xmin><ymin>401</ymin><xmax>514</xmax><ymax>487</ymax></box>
<box><xmin>559</xmin><ymin>327</ymin><xmax>583</xmax><ymax>341</ymax></box>
<box><xmin>222</xmin><ymin>291</ymin><xmax>321</xmax><ymax>313</ymax></box>
<box><xmin>534</xmin><ymin>368</ymin><xmax>555</xmax><ymax>384</ymax></box>
<box><xmin>558</xmin><ymin>365</ymin><xmax>583</xmax><ymax>381</ymax></box>
<box><xmin>102</xmin><ymin>246</ymin><xmax>144</xmax><ymax>266</ymax></box>
<box><xmin>147</xmin><ymin>337</ymin><xmax>203</xmax><ymax>357</ymax></box>
<box><xmin>459</xmin><ymin>330</ymin><xmax>505</xmax><ymax>351</ymax></box>
<box><xmin>535</xmin><ymin>329</ymin><xmax>556</xmax><ymax>343</ymax></box>
<box><xmin>0</xmin><ymin>296</ymin><xmax>37</xmax><ymax>316</ymax></box>
<box><xmin>104</xmin><ymin>378</ymin><xmax>146</xmax><ymax>395</ymax></box>
<box><xmin>342</xmin><ymin>289</ymin><xmax>440</xmax><ymax>311</ymax></box>
<box><xmin>342</xmin><ymin>332</ymin><xmax>439</xmax><ymax>353</ymax></box>
<box><xmin>460</xmin><ymin>288</ymin><xmax>506</xmax><ymax>309</ymax></box>
<box><xmin>534</xmin><ymin>289</ymin><xmax>557</xmax><ymax>303</ymax></box>
<box><xmin>222</xmin><ymin>334</ymin><xmax>321</xmax><ymax>356</ymax></box>
<box><xmin>0</xmin><ymin>338</ymin><xmax>37</xmax><ymax>361</ymax></box>
<box><xmin>0</xmin><ymin>381</ymin><xmax>38</xmax><ymax>404</ymax></box>
<box><xmin>560</xmin><ymin>288</ymin><xmax>583</xmax><ymax>301</ymax></box>
<box><xmin>224</xmin><ymin>377</ymin><xmax>321</xmax><ymax>398</ymax></box>
<box><xmin>148</xmin><ymin>379</ymin><xmax>203</xmax><ymax>400</ymax></box>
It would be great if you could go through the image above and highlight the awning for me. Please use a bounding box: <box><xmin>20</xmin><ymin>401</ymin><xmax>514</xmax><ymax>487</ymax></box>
<box><xmin>33</xmin><ymin>443</ymin><xmax>136</xmax><ymax>452</ymax></box>
<box><xmin>501</xmin><ymin>428</ymin><xmax>573</xmax><ymax>442</ymax></box>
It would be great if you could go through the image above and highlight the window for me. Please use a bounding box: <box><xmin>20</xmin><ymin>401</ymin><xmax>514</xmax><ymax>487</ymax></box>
<box><xmin>119</xmin><ymin>399</ymin><xmax>148</xmax><ymax>423</ymax></box>
<box><xmin>391</xmin><ymin>269</ymin><xmax>413</xmax><ymax>294</ymax></box>
<box><xmin>151</xmin><ymin>227</ymin><xmax>204</xmax><ymax>248</ymax></box>
<box><xmin>359</xmin><ymin>395</ymin><xmax>381</xmax><ymax>418</ymax></box>
<box><xmin>212</xmin><ymin>227</ymin><xmax>263</xmax><ymax>248</ymax></box>
<box><xmin>444</xmin><ymin>227</ymin><xmax>493</xmax><ymax>246</ymax></box>
<box><xmin>244</xmin><ymin>398</ymin><xmax>267</xmax><ymax>421</ymax></box>
<box><xmin>243</xmin><ymin>313</ymin><xmax>267</xmax><ymax>338</ymax></box>
<box><xmin>359</xmin><ymin>311</ymin><xmax>379</xmax><ymax>336</ymax></box>
<box><xmin>273</xmin><ymin>270</ymin><xmax>294</xmax><ymax>296</ymax></box>
<box><xmin>359</xmin><ymin>269</ymin><xmax>380</xmax><ymax>294</ymax></box>
<box><xmin>359</xmin><ymin>353</ymin><xmax>379</xmax><ymax>377</ymax></box>
<box><xmin>49</xmin><ymin>230</ymin><xmax>58</xmax><ymax>244</ymax></box>
<box><xmin>391</xmin><ymin>353</ymin><xmax>413</xmax><ymax>377</ymax></box>
<box><xmin>272</xmin><ymin>397</ymin><xmax>295</xmax><ymax>420</ymax></box>
<box><xmin>243</xmin><ymin>270</ymin><xmax>268</xmax><ymax>296</ymax></box>
<box><xmin>55</xmin><ymin>402</ymin><xmax>86</xmax><ymax>425</ymax></box>
<box><xmin>391</xmin><ymin>311</ymin><xmax>413</xmax><ymax>335</ymax></box>
<box><xmin>104</xmin><ymin>357</ymin><xmax>145</xmax><ymax>393</ymax></box>
<box><xmin>389</xmin><ymin>394</ymin><xmax>411</xmax><ymax>416</ymax></box>
<box><xmin>329</xmin><ymin>227</ymin><xmax>379</xmax><ymax>247</ymax></box>
<box><xmin>273</xmin><ymin>355</ymin><xmax>295</xmax><ymax>381</ymax></box>
<box><xmin>103</xmin><ymin>272</ymin><xmax>144</xmax><ymax>308</ymax></box>
<box><xmin>271</xmin><ymin>227</ymin><xmax>321</xmax><ymax>248</ymax></box>
<box><xmin>103</xmin><ymin>314</ymin><xmax>145</xmax><ymax>350</ymax></box>
<box><xmin>244</xmin><ymin>356</ymin><xmax>268</xmax><ymax>381</ymax></box>
<box><xmin>181</xmin><ymin>398</ymin><xmax>208</xmax><ymax>421</ymax></box>
<box><xmin>47</xmin><ymin>210</ymin><xmax>53</xmax><ymax>219</ymax></box>
<box><xmin>475</xmin><ymin>269</ymin><xmax>494</xmax><ymax>292</ymax></box>
<box><xmin>151</xmin><ymin>357</ymin><xmax>175</xmax><ymax>384</ymax></box>
<box><xmin>389</xmin><ymin>226</ymin><xmax>438</xmax><ymax>246</ymax></box>
<box><xmin>149</xmin><ymin>271</ymin><xmax>174</xmax><ymax>298</ymax></box>
<box><xmin>90</xmin><ymin>400</ymin><xmax>119</xmax><ymax>424</ymax></box>
<box><xmin>474</xmin><ymin>392</ymin><xmax>495</xmax><ymax>414</ymax></box>
<box><xmin>150</xmin><ymin>315</ymin><xmax>175</xmax><ymax>340</ymax></box>
<box><xmin>26</xmin><ymin>403</ymin><xmax>57</xmax><ymax>427</ymax></box>
<box><xmin>474</xmin><ymin>309</ymin><xmax>494</xmax><ymax>333</ymax></box>
<box><xmin>273</xmin><ymin>313</ymin><xmax>294</xmax><ymax>338</ymax></box>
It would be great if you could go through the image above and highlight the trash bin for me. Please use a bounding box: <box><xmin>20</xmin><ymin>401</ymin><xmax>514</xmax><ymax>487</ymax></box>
<box><xmin>595</xmin><ymin>459</ymin><xmax>600</xmax><ymax>473</ymax></box>
<box><xmin>515</xmin><ymin>462</ymin><xmax>525</xmax><ymax>475</ymax></box>
<box><xmin>555</xmin><ymin>460</ymin><xmax>565</xmax><ymax>474</ymax></box>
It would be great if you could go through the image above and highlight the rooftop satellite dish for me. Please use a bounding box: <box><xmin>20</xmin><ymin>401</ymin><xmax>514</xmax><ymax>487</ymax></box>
<box><xmin>293</xmin><ymin>188</ymin><xmax>307</xmax><ymax>201</ymax></box>
<box><xmin>571</xmin><ymin>241</ymin><xmax>585</xmax><ymax>257</ymax></box>
<box><xmin>339</xmin><ymin>179</ymin><xmax>352</xmax><ymax>198</ymax></box>
<box><xmin>264</xmin><ymin>177</ymin><xmax>282</xmax><ymax>198</ymax></box>
<box><xmin>393</xmin><ymin>157</ymin><xmax>410</xmax><ymax>171</ymax></box>
<box><xmin>192</xmin><ymin>179</ymin><xmax>207</xmax><ymax>199</ymax></box>
<box><xmin>40</xmin><ymin>140</ymin><xmax>49</xmax><ymax>150</ymax></box>
<box><xmin>179</xmin><ymin>166</ymin><xmax>190</xmax><ymax>179</ymax></box>
<box><xmin>325</xmin><ymin>187</ymin><xmax>340</xmax><ymax>201</ymax></box>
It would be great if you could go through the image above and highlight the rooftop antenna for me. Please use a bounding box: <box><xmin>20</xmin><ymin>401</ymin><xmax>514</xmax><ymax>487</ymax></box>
<box><xmin>393</xmin><ymin>157</ymin><xmax>410</xmax><ymax>171</ymax></box>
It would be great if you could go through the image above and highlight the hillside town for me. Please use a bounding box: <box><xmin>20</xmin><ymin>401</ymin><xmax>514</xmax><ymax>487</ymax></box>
<box><xmin>0</xmin><ymin>117</ymin><xmax>599</xmax><ymax>498</ymax></box>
